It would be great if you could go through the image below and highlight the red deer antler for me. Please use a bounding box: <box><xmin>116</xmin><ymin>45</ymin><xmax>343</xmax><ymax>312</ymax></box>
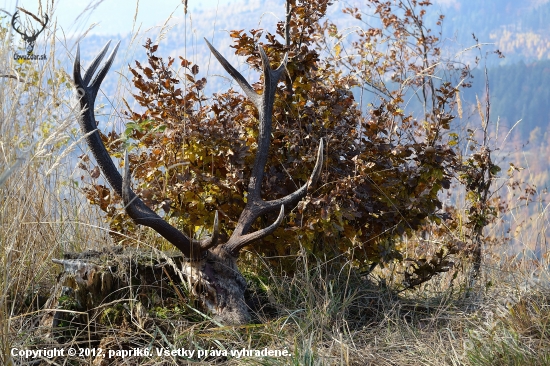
<box><xmin>73</xmin><ymin>40</ymin><xmax>323</xmax><ymax>260</ymax></box>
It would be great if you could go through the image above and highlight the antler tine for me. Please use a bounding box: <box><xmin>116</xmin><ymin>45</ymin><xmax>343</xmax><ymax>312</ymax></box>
<box><xmin>257</xmin><ymin>45</ymin><xmax>287</xmax><ymax>111</ymax></box>
<box><xmin>246</xmin><ymin>45</ymin><xmax>287</xmax><ymax>201</ymax></box>
<box><xmin>204</xmin><ymin>38</ymin><xmax>261</xmax><ymax>107</ymax></box>
<box><xmin>82</xmin><ymin>40</ymin><xmax>113</xmax><ymax>86</ymax></box>
<box><xmin>226</xmin><ymin>139</ymin><xmax>323</xmax><ymax>254</ymax></box>
<box><xmin>74</xmin><ymin>41</ymin><xmax>120</xmax><ymax>104</ymax></box>
<box><xmin>229</xmin><ymin>205</ymin><xmax>285</xmax><ymax>249</ymax></box>
<box><xmin>263</xmin><ymin>137</ymin><xmax>324</xmax><ymax>212</ymax></box>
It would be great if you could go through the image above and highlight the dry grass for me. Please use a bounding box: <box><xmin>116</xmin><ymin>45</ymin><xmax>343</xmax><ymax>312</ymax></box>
<box><xmin>0</xmin><ymin>7</ymin><xmax>108</xmax><ymax>365</ymax></box>
<box><xmin>1</xmin><ymin>3</ymin><xmax>550</xmax><ymax>366</ymax></box>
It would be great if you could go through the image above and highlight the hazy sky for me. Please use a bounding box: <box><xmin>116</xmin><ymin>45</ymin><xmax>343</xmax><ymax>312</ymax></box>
<box><xmin>2</xmin><ymin>0</ymin><xmax>228</xmax><ymax>36</ymax></box>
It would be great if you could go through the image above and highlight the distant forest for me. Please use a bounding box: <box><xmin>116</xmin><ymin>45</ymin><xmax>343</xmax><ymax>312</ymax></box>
<box><xmin>463</xmin><ymin>61</ymin><xmax>550</xmax><ymax>140</ymax></box>
<box><xmin>437</xmin><ymin>0</ymin><xmax>550</xmax><ymax>62</ymax></box>
<box><xmin>429</xmin><ymin>0</ymin><xmax>550</xmax><ymax>140</ymax></box>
